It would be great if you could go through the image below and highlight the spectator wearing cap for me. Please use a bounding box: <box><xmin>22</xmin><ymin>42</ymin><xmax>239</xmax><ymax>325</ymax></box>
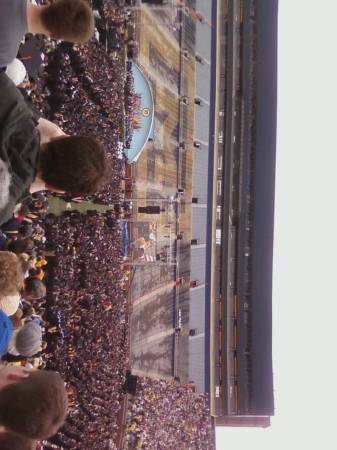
<box><xmin>7</xmin><ymin>321</ymin><xmax>42</xmax><ymax>357</ymax></box>
<box><xmin>1</xmin><ymin>217</ymin><xmax>20</xmax><ymax>236</ymax></box>
<box><xmin>0</xmin><ymin>310</ymin><xmax>13</xmax><ymax>357</ymax></box>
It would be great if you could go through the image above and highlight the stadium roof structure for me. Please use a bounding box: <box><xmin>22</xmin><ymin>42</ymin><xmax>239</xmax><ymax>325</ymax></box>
<box><xmin>203</xmin><ymin>0</ymin><xmax>278</xmax><ymax>424</ymax></box>
<box><xmin>125</xmin><ymin>63</ymin><xmax>155</xmax><ymax>163</ymax></box>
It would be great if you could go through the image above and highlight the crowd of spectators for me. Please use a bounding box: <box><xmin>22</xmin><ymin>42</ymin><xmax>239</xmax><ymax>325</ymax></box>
<box><xmin>0</xmin><ymin>190</ymin><xmax>212</xmax><ymax>450</ymax></box>
<box><xmin>41</xmin><ymin>38</ymin><xmax>127</xmax><ymax>204</ymax></box>
<box><xmin>41</xmin><ymin>210</ymin><xmax>130</xmax><ymax>449</ymax></box>
<box><xmin>0</xmin><ymin>194</ymin><xmax>69</xmax><ymax>449</ymax></box>
<box><xmin>0</xmin><ymin>0</ymin><xmax>217</xmax><ymax>448</ymax></box>
<box><xmin>0</xmin><ymin>204</ymin><xmax>131</xmax><ymax>449</ymax></box>
<box><xmin>123</xmin><ymin>377</ymin><xmax>215</xmax><ymax>450</ymax></box>
<box><xmin>21</xmin><ymin>0</ymin><xmax>137</xmax><ymax>205</ymax></box>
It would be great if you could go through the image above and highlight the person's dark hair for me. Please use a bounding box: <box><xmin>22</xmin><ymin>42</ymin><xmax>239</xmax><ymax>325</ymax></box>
<box><xmin>23</xmin><ymin>277</ymin><xmax>46</xmax><ymax>300</ymax></box>
<box><xmin>38</xmin><ymin>136</ymin><xmax>109</xmax><ymax>195</ymax></box>
<box><xmin>7</xmin><ymin>238</ymin><xmax>34</xmax><ymax>255</ymax></box>
<box><xmin>40</xmin><ymin>0</ymin><xmax>94</xmax><ymax>43</ymax></box>
<box><xmin>0</xmin><ymin>431</ymin><xmax>35</xmax><ymax>450</ymax></box>
<box><xmin>0</xmin><ymin>370</ymin><xmax>68</xmax><ymax>439</ymax></box>
<box><xmin>28</xmin><ymin>268</ymin><xmax>38</xmax><ymax>278</ymax></box>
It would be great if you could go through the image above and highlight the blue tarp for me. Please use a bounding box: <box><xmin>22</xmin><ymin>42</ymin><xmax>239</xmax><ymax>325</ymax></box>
<box><xmin>122</xmin><ymin>221</ymin><xmax>129</xmax><ymax>257</ymax></box>
<box><xmin>126</xmin><ymin>63</ymin><xmax>154</xmax><ymax>162</ymax></box>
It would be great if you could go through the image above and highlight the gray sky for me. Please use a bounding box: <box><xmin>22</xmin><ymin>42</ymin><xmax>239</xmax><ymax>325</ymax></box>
<box><xmin>216</xmin><ymin>0</ymin><xmax>337</xmax><ymax>448</ymax></box>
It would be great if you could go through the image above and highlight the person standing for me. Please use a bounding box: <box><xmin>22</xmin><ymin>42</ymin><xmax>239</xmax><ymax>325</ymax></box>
<box><xmin>0</xmin><ymin>0</ymin><xmax>95</xmax><ymax>83</ymax></box>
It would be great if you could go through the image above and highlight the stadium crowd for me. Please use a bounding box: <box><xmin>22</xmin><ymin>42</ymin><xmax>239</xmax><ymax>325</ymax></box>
<box><xmin>22</xmin><ymin>0</ymin><xmax>137</xmax><ymax>205</ymax></box>
<box><xmin>0</xmin><ymin>0</ymin><xmax>216</xmax><ymax>449</ymax></box>
<box><xmin>0</xmin><ymin>0</ymin><xmax>132</xmax><ymax>448</ymax></box>
<box><xmin>123</xmin><ymin>377</ymin><xmax>215</xmax><ymax>450</ymax></box>
<box><xmin>0</xmin><ymin>202</ymin><xmax>131</xmax><ymax>449</ymax></box>
<box><xmin>40</xmin><ymin>38</ymin><xmax>129</xmax><ymax>205</ymax></box>
<box><xmin>0</xmin><ymin>196</ymin><xmax>68</xmax><ymax>450</ymax></box>
<box><xmin>42</xmin><ymin>210</ymin><xmax>130</xmax><ymax>449</ymax></box>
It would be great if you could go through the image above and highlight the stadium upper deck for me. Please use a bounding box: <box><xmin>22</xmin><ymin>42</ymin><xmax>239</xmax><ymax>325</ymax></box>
<box><xmin>206</xmin><ymin>0</ymin><xmax>278</xmax><ymax>422</ymax></box>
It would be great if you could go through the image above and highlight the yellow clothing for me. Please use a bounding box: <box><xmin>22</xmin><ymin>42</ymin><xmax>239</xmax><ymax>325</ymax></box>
<box><xmin>36</xmin><ymin>258</ymin><xmax>47</xmax><ymax>268</ymax></box>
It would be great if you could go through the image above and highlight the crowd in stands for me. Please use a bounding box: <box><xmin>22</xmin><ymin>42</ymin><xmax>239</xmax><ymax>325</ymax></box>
<box><xmin>0</xmin><ymin>195</ymin><xmax>68</xmax><ymax>449</ymax></box>
<box><xmin>0</xmin><ymin>0</ymin><xmax>216</xmax><ymax>448</ymax></box>
<box><xmin>19</xmin><ymin>0</ymin><xmax>138</xmax><ymax>205</ymax></box>
<box><xmin>124</xmin><ymin>64</ymin><xmax>142</xmax><ymax>148</ymax></box>
<box><xmin>123</xmin><ymin>377</ymin><xmax>215</xmax><ymax>450</ymax></box>
<box><xmin>0</xmin><ymin>0</ymin><xmax>133</xmax><ymax>447</ymax></box>
<box><xmin>42</xmin><ymin>210</ymin><xmax>130</xmax><ymax>449</ymax></box>
<box><xmin>40</xmin><ymin>38</ymin><xmax>128</xmax><ymax>204</ymax></box>
<box><xmin>0</xmin><ymin>202</ymin><xmax>130</xmax><ymax>449</ymax></box>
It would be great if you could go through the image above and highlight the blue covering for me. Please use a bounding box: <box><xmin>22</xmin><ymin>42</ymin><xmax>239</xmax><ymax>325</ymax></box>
<box><xmin>122</xmin><ymin>221</ymin><xmax>129</xmax><ymax>257</ymax></box>
<box><xmin>0</xmin><ymin>310</ymin><xmax>13</xmax><ymax>357</ymax></box>
<box><xmin>126</xmin><ymin>63</ymin><xmax>154</xmax><ymax>162</ymax></box>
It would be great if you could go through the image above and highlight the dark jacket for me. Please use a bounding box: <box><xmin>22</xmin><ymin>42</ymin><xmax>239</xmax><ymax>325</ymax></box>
<box><xmin>0</xmin><ymin>72</ymin><xmax>40</xmax><ymax>224</ymax></box>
